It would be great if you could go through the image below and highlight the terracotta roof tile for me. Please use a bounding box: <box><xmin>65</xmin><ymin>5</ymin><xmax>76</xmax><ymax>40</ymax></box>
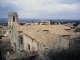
<box><xmin>0</xmin><ymin>37</ymin><xmax>9</xmax><ymax>42</ymax></box>
<box><xmin>13</xmin><ymin>22</ymin><xmax>70</xmax><ymax>45</ymax></box>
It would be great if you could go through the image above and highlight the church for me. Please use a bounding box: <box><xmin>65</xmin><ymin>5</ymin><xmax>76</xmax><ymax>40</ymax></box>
<box><xmin>7</xmin><ymin>12</ymin><xmax>70</xmax><ymax>60</ymax></box>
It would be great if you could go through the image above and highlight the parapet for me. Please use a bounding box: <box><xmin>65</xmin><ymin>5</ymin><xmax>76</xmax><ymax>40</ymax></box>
<box><xmin>8</xmin><ymin>12</ymin><xmax>17</xmax><ymax>16</ymax></box>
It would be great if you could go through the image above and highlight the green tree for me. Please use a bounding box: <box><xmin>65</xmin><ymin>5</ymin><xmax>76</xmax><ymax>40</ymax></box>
<box><xmin>48</xmin><ymin>47</ymin><xmax>80</xmax><ymax>60</ymax></box>
<box><xmin>73</xmin><ymin>23</ymin><xmax>78</xmax><ymax>28</ymax></box>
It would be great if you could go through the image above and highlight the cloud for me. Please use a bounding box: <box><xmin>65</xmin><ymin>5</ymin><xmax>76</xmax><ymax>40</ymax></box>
<box><xmin>0</xmin><ymin>0</ymin><xmax>80</xmax><ymax>19</ymax></box>
<box><xmin>59</xmin><ymin>0</ymin><xmax>80</xmax><ymax>4</ymax></box>
<box><xmin>0</xmin><ymin>0</ymin><xmax>19</xmax><ymax>18</ymax></box>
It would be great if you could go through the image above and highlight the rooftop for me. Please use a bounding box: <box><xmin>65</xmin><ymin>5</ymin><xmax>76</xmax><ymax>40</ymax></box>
<box><xmin>13</xmin><ymin>22</ymin><xmax>70</xmax><ymax>45</ymax></box>
<box><xmin>13</xmin><ymin>22</ymin><xmax>70</xmax><ymax>35</ymax></box>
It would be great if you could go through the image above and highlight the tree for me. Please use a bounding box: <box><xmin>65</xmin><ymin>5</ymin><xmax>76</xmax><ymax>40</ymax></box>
<box><xmin>48</xmin><ymin>47</ymin><xmax>80</xmax><ymax>60</ymax></box>
<box><xmin>73</xmin><ymin>23</ymin><xmax>78</xmax><ymax>28</ymax></box>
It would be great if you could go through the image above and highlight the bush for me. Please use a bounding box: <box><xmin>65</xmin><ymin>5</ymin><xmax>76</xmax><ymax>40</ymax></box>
<box><xmin>48</xmin><ymin>47</ymin><xmax>80</xmax><ymax>60</ymax></box>
<box><xmin>73</xmin><ymin>23</ymin><xmax>78</xmax><ymax>28</ymax></box>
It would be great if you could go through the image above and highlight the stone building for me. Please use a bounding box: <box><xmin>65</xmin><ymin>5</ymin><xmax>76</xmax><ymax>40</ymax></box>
<box><xmin>39</xmin><ymin>20</ymin><xmax>51</xmax><ymax>25</ymax></box>
<box><xmin>0</xmin><ymin>27</ymin><xmax>7</xmax><ymax>34</ymax></box>
<box><xmin>24</xmin><ymin>20</ymin><xmax>51</xmax><ymax>25</ymax></box>
<box><xmin>7</xmin><ymin>12</ymin><xmax>70</xmax><ymax>60</ymax></box>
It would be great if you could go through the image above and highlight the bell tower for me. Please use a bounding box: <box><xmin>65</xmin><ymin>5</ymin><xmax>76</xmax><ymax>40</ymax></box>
<box><xmin>8</xmin><ymin>12</ymin><xmax>18</xmax><ymax>26</ymax></box>
<box><xmin>8</xmin><ymin>12</ymin><xmax>18</xmax><ymax>52</ymax></box>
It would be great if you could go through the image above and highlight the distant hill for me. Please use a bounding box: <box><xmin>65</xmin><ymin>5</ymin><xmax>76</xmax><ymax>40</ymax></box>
<box><xmin>0</xmin><ymin>18</ymin><xmax>8</xmax><ymax>23</ymax></box>
<box><xmin>0</xmin><ymin>18</ymin><xmax>80</xmax><ymax>23</ymax></box>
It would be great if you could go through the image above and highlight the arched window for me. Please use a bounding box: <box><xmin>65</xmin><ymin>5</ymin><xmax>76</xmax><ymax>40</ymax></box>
<box><xmin>13</xmin><ymin>16</ymin><xmax>15</xmax><ymax>22</ymax></box>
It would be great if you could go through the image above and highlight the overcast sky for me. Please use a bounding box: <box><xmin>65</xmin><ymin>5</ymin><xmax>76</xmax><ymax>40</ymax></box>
<box><xmin>0</xmin><ymin>0</ymin><xmax>80</xmax><ymax>20</ymax></box>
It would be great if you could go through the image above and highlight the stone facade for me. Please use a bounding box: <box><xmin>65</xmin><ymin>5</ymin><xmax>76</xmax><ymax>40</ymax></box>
<box><xmin>8</xmin><ymin>12</ymin><xmax>19</xmax><ymax>52</ymax></box>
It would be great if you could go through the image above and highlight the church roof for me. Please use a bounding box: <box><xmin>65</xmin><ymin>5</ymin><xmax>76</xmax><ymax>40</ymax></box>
<box><xmin>13</xmin><ymin>22</ymin><xmax>70</xmax><ymax>45</ymax></box>
<box><xmin>13</xmin><ymin>22</ymin><xmax>70</xmax><ymax>35</ymax></box>
<box><xmin>23</xmin><ymin>29</ymin><xmax>60</xmax><ymax>45</ymax></box>
<box><xmin>29</xmin><ymin>25</ymin><xmax>70</xmax><ymax>35</ymax></box>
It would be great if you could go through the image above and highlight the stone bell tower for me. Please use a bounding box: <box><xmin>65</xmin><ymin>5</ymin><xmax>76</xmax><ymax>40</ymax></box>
<box><xmin>8</xmin><ymin>12</ymin><xmax>18</xmax><ymax>52</ymax></box>
<box><xmin>8</xmin><ymin>12</ymin><xmax>18</xmax><ymax>26</ymax></box>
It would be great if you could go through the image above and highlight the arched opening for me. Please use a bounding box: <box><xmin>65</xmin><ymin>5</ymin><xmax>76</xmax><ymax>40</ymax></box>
<box><xmin>13</xmin><ymin>16</ymin><xmax>15</xmax><ymax>22</ymax></box>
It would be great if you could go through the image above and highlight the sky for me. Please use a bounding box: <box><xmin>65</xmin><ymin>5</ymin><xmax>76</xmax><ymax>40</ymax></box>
<box><xmin>0</xmin><ymin>0</ymin><xmax>80</xmax><ymax>20</ymax></box>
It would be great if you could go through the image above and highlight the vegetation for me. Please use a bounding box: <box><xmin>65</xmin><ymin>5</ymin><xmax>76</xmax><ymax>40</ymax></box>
<box><xmin>48</xmin><ymin>47</ymin><xmax>80</xmax><ymax>60</ymax></box>
<box><xmin>73</xmin><ymin>23</ymin><xmax>78</xmax><ymax>28</ymax></box>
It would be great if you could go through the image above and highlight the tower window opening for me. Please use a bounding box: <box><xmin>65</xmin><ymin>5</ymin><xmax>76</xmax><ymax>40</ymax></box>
<box><xmin>13</xmin><ymin>16</ymin><xmax>15</xmax><ymax>22</ymax></box>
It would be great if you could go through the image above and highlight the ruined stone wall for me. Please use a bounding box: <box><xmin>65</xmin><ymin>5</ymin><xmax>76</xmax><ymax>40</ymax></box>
<box><xmin>8</xmin><ymin>26</ymin><xmax>15</xmax><ymax>51</ymax></box>
<box><xmin>37</xmin><ymin>44</ymin><xmax>45</xmax><ymax>59</ymax></box>
<box><xmin>8</xmin><ymin>25</ymin><xmax>19</xmax><ymax>52</ymax></box>
<box><xmin>8</xmin><ymin>12</ymin><xmax>19</xmax><ymax>52</ymax></box>
<box><xmin>60</xmin><ymin>37</ymin><xmax>69</xmax><ymax>49</ymax></box>
<box><xmin>23</xmin><ymin>34</ymin><xmax>33</xmax><ymax>51</ymax></box>
<box><xmin>42</xmin><ymin>36</ymin><xmax>69</xmax><ymax>60</ymax></box>
<box><xmin>45</xmin><ymin>36</ymin><xmax>69</xmax><ymax>51</ymax></box>
<box><xmin>12</xmin><ymin>26</ymin><xmax>19</xmax><ymax>52</ymax></box>
<box><xmin>23</xmin><ymin>34</ymin><xmax>39</xmax><ymax>52</ymax></box>
<box><xmin>23</xmin><ymin>33</ymin><xmax>45</xmax><ymax>59</ymax></box>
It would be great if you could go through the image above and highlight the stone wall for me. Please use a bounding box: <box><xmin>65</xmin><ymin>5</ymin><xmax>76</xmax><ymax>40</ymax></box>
<box><xmin>44</xmin><ymin>36</ymin><xmax>69</xmax><ymax>51</ymax></box>
<box><xmin>23</xmin><ymin>33</ymin><xmax>41</xmax><ymax>52</ymax></box>
<box><xmin>23</xmin><ymin>33</ymin><xmax>45</xmax><ymax>59</ymax></box>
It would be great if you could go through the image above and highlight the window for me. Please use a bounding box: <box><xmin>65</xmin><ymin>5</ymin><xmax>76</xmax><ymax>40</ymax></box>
<box><xmin>13</xmin><ymin>16</ymin><xmax>15</xmax><ymax>22</ymax></box>
<box><xmin>10</xmin><ymin>31</ymin><xmax>11</xmax><ymax>33</ymax></box>
<box><xmin>19</xmin><ymin>36</ymin><xmax>23</xmax><ymax>45</ymax></box>
<box><xmin>18</xmin><ymin>31</ymin><xmax>22</xmax><ymax>33</ymax></box>
<box><xmin>43</xmin><ymin>30</ymin><xmax>48</xmax><ymax>31</ymax></box>
<box><xmin>28</xmin><ymin>44</ymin><xmax>30</xmax><ymax>50</ymax></box>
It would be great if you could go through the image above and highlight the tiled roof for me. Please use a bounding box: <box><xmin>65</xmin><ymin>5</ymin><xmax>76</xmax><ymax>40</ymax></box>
<box><xmin>13</xmin><ymin>22</ymin><xmax>70</xmax><ymax>45</ymax></box>
<box><xmin>37</xmin><ymin>25</ymin><xmax>69</xmax><ymax>35</ymax></box>
<box><xmin>0</xmin><ymin>37</ymin><xmax>9</xmax><ymax>42</ymax></box>
<box><xmin>0</xmin><ymin>27</ymin><xmax>7</xmax><ymax>30</ymax></box>
<box><xmin>24</xmin><ymin>30</ymin><xmax>60</xmax><ymax>45</ymax></box>
<box><xmin>15</xmin><ymin>23</ymin><xmax>70</xmax><ymax>35</ymax></box>
<box><xmin>25</xmin><ymin>25</ymin><xmax>70</xmax><ymax>35</ymax></box>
